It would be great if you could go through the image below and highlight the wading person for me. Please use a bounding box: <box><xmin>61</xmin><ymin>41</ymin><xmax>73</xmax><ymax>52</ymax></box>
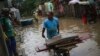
<box><xmin>42</xmin><ymin>12</ymin><xmax>59</xmax><ymax>39</ymax></box>
<box><xmin>86</xmin><ymin>5</ymin><xmax>97</xmax><ymax>24</ymax></box>
<box><xmin>0</xmin><ymin>8</ymin><xmax>18</xmax><ymax>56</ymax></box>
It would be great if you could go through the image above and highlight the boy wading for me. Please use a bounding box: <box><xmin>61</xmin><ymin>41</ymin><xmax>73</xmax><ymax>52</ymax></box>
<box><xmin>42</xmin><ymin>12</ymin><xmax>59</xmax><ymax>39</ymax></box>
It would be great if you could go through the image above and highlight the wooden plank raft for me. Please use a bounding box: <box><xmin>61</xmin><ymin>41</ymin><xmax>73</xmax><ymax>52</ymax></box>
<box><xmin>46</xmin><ymin>35</ymin><xmax>81</xmax><ymax>46</ymax></box>
<box><xmin>37</xmin><ymin>35</ymin><xmax>82</xmax><ymax>52</ymax></box>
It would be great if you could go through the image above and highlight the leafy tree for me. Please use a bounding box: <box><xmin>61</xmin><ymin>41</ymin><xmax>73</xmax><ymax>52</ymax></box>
<box><xmin>19</xmin><ymin>0</ymin><xmax>48</xmax><ymax>16</ymax></box>
<box><xmin>21</xmin><ymin>0</ymin><xmax>37</xmax><ymax>16</ymax></box>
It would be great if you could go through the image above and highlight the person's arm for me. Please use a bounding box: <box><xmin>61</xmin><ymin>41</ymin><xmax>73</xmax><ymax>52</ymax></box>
<box><xmin>0</xmin><ymin>22</ymin><xmax>8</xmax><ymax>40</ymax></box>
<box><xmin>56</xmin><ymin>17</ymin><xmax>60</xmax><ymax>34</ymax></box>
<box><xmin>51</xmin><ymin>2</ymin><xmax>54</xmax><ymax>12</ymax></box>
<box><xmin>42</xmin><ymin>28</ymin><xmax>45</xmax><ymax>38</ymax></box>
<box><xmin>42</xmin><ymin>20</ymin><xmax>46</xmax><ymax>38</ymax></box>
<box><xmin>57</xmin><ymin>23</ymin><xmax>59</xmax><ymax>34</ymax></box>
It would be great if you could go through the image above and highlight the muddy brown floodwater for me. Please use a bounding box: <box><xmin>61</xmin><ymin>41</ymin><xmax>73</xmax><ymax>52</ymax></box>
<box><xmin>59</xmin><ymin>17</ymin><xmax>100</xmax><ymax>56</ymax></box>
<box><xmin>59</xmin><ymin>17</ymin><xmax>100</xmax><ymax>46</ymax></box>
<box><xmin>15</xmin><ymin>17</ymin><xmax>100</xmax><ymax>56</ymax></box>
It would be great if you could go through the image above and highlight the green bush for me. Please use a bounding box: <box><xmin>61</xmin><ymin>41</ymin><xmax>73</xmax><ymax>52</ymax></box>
<box><xmin>21</xmin><ymin>0</ymin><xmax>37</xmax><ymax>16</ymax></box>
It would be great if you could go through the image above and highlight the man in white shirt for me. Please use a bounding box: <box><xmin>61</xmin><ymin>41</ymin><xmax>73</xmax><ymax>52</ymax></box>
<box><xmin>10</xmin><ymin>6</ymin><xmax>21</xmax><ymax>21</ymax></box>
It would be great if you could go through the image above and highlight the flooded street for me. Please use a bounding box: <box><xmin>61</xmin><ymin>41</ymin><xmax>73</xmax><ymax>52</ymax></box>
<box><xmin>15</xmin><ymin>17</ymin><xmax>100</xmax><ymax>56</ymax></box>
<box><xmin>59</xmin><ymin>17</ymin><xmax>100</xmax><ymax>46</ymax></box>
<box><xmin>0</xmin><ymin>0</ymin><xmax>100</xmax><ymax>56</ymax></box>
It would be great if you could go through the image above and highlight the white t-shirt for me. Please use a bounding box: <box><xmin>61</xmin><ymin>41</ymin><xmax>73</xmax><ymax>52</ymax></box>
<box><xmin>10</xmin><ymin>7</ymin><xmax>21</xmax><ymax>20</ymax></box>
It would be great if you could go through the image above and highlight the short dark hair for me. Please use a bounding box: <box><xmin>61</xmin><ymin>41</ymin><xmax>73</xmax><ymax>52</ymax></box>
<box><xmin>47</xmin><ymin>12</ymin><xmax>54</xmax><ymax>16</ymax></box>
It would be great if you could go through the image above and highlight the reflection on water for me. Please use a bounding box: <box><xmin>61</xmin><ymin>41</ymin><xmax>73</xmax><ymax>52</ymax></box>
<box><xmin>59</xmin><ymin>17</ymin><xmax>100</xmax><ymax>46</ymax></box>
<box><xmin>71</xmin><ymin>39</ymin><xmax>100</xmax><ymax>56</ymax></box>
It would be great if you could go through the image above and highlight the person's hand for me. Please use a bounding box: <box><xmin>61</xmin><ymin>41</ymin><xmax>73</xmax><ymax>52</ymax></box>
<box><xmin>13</xmin><ymin>31</ymin><xmax>17</xmax><ymax>36</ymax></box>
<box><xmin>58</xmin><ymin>31</ymin><xmax>60</xmax><ymax>34</ymax></box>
<box><xmin>5</xmin><ymin>38</ymin><xmax>9</xmax><ymax>41</ymax></box>
<box><xmin>3</xmin><ymin>32</ymin><xmax>8</xmax><ymax>41</ymax></box>
<box><xmin>42</xmin><ymin>34</ymin><xmax>45</xmax><ymax>38</ymax></box>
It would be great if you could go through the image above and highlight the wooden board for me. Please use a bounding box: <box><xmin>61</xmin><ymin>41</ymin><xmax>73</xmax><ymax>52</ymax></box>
<box><xmin>46</xmin><ymin>35</ymin><xmax>80</xmax><ymax>46</ymax></box>
<box><xmin>46</xmin><ymin>35</ymin><xmax>62</xmax><ymax>46</ymax></box>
